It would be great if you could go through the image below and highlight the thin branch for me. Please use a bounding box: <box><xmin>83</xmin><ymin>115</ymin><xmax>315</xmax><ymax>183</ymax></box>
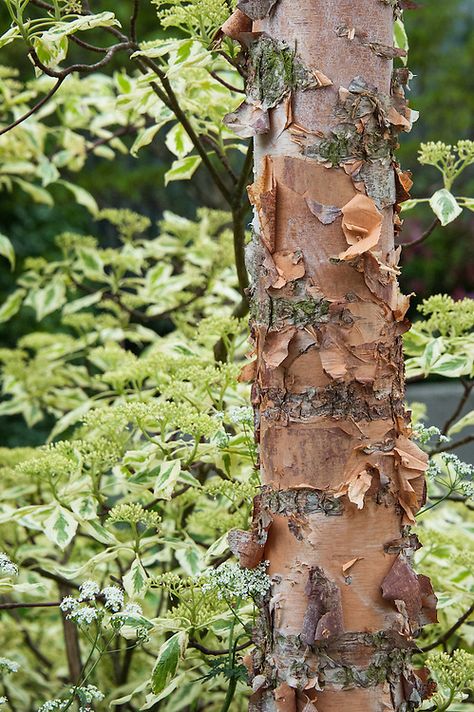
<box><xmin>190</xmin><ymin>639</ymin><xmax>251</xmax><ymax>656</ymax></box>
<box><xmin>86</xmin><ymin>125</ymin><xmax>138</xmax><ymax>153</ymax></box>
<box><xmin>430</xmin><ymin>434</ymin><xmax>474</xmax><ymax>455</ymax></box>
<box><xmin>0</xmin><ymin>76</ymin><xmax>66</xmax><ymax>137</ymax></box>
<box><xmin>58</xmin><ymin>581</ymin><xmax>82</xmax><ymax>684</ymax></box>
<box><xmin>209</xmin><ymin>70</ymin><xmax>245</xmax><ymax>94</ymax></box>
<box><xmin>0</xmin><ymin>600</ymin><xmax>60</xmax><ymax>610</ymax></box>
<box><xmin>130</xmin><ymin>0</ymin><xmax>140</xmax><ymax>44</ymax></box>
<box><xmin>29</xmin><ymin>42</ymin><xmax>134</xmax><ymax>79</ymax></box>
<box><xmin>202</xmin><ymin>135</ymin><xmax>238</xmax><ymax>184</ymax></box>
<box><xmin>134</xmin><ymin>56</ymin><xmax>233</xmax><ymax>203</ymax></box>
<box><xmin>442</xmin><ymin>379</ymin><xmax>473</xmax><ymax>434</ymax></box>
<box><xmin>69</xmin><ymin>35</ymin><xmax>108</xmax><ymax>53</ymax></box>
<box><xmin>232</xmin><ymin>203</ymin><xmax>250</xmax><ymax>297</ymax></box>
<box><xmin>70</xmin><ymin>275</ymin><xmax>206</xmax><ymax>326</ymax></box>
<box><xmin>29</xmin><ymin>0</ymin><xmax>54</xmax><ymax>9</ymax></box>
<box><xmin>420</xmin><ymin>601</ymin><xmax>474</xmax><ymax>653</ymax></box>
<box><xmin>397</xmin><ymin>217</ymin><xmax>440</xmax><ymax>248</ymax></box>
<box><xmin>143</xmin><ymin>485</ymin><xmax>191</xmax><ymax>511</ymax></box>
<box><xmin>233</xmin><ymin>140</ymin><xmax>254</xmax><ymax>206</ymax></box>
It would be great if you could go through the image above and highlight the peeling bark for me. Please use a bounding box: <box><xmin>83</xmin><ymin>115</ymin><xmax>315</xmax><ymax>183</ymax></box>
<box><xmin>225</xmin><ymin>1</ymin><xmax>435</xmax><ymax>709</ymax></box>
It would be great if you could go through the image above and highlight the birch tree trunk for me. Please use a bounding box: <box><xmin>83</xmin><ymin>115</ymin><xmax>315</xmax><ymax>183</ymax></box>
<box><xmin>224</xmin><ymin>1</ymin><xmax>438</xmax><ymax>711</ymax></box>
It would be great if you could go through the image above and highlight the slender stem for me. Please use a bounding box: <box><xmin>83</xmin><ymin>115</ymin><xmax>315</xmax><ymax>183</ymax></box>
<box><xmin>442</xmin><ymin>379</ymin><xmax>473</xmax><ymax>434</ymax></box>
<box><xmin>190</xmin><ymin>639</ymin><xmax>251</xmax><ymax>656</ymax></box>
<box><xmin>69</xmin><ymin>35</ymin><xmax>108</xmax><ymax>53</ymax></box>
<box><xmin>130</xmin><ymin>0</ymin><xmax>140</xmax><ymax>43</ymax></box>
<box><xmin>86</xmin><ymin>125</ymin><xmax>138</xmax><ymax>153</ymax></box>
<box><xmin>232</xmin><ymin>204</ymin><xmax>250</xmax><ymax>297</ymax></box>
<box><xmin>0</xmin><ymin>600</ymin><xmax>60</xmax><ymax>610</ymax></box>
<box><xmin>210</xmin><ymin>70</ymin><xmax>245</xmax><ymax>94</ymax></box>
<box><xmin>219</xmin><ymin>677</ymin><xmax>237</xmax><ymax>712</ymax></box>
<box><xmin>430</xmin><ymin>434</ymin><xmax>474</xmax><ymax>455</ymax></box>
<box><xmin>397</xmin><ymin>217</ymin><xmax>440</xmax><ymax>248</ymax></box>
<box><xmin>0</xmin><ymin>76</ymin><xmax>65</xmax><ymax>137</ymax></box>
<box><xmin>133</xmin><ymin>56</ymin><xmax>233</xmax><ymax>203</ymax></box>
<box><xmin>420</xmin><ymin>601</ymin><xmax>474</xmax><ymax>653</ymax></box>
<box><xmin>28</xmin><ymin>42</ymin><xmax>135</xmax><ymax>79</ymax></box>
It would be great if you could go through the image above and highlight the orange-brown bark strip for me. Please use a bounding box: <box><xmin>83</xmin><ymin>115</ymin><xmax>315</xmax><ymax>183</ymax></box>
<box><xmin>224</xmin><ymin>1</ymin><xmax>436</xmax><ymax>710</ymax></box>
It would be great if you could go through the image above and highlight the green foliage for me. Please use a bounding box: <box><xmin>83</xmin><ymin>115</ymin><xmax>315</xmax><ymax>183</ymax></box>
<box><xmin>152</xmin><ymin>0</ymin><xmax>234</xmax><ymax>43</ymax></box>
<box><xmin>0</xmin><ymin>202</ymin><xmax>260</xmax><ymax>709</ymax></box>
<box><xmin>402</xmin><ymin>140</ymin><xmax>474</xmax><ymax>226</ymax></box>
<box><xmin>404</xmin><ymin>296</ymin><xmax>474</xmax><ymax>380</ymax></box>
<box><xmin>427</xmin><ymin>650</ymin><xmax>474</xmax><ymax>711</ymax></box>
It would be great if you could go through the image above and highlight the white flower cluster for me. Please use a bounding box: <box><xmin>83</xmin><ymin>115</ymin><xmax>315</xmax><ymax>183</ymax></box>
<box><xmin>60</xmin><ymin>581</ymin><xmax>144</xmax><ymax>628</ymax></box>
<box><xmin>413</xmin><ymin>424</ymin><xmax>449</xmax><ymax>446</ymax></box>
<box><xmin>102</xmin><ymin>585</ymin><xmax>124</xmax><ymax>612</ymax></box>
<box><xmin>428</xmin><ymin>453</ymin><xmax>474</xmax><ymax>498</ymax></box>
<box><xmin>444</xmin><ymin>453</ymin><xmax>474</xmax><ymax>498</ymax></box>
<box><xmin>0</xmin><ymin>658</ymin><xmax>20</xmax><ymax>674</ymax></box>
<box><xmin>37</xmin><ymin>685</ymin><xmax>104</xmax><ymax>712</ymax></box>
<box><xmin>78</xmin><ymin>580</ymin><xmax>100</xmax><ymax>601</ymax></box>
<box><xmin>201</xmin><ymin>562</ymin><xmax>271</xmax><ymax>600</ymax></box>
<box><xmin>0</xmin><ymin>553</ymin><xmax>18</xmax><ymax>577</ymax></box>
<box><xmin>227</xmin><ymin>406</ymin><xmax>253</xmax><ymax>427</ymax></box>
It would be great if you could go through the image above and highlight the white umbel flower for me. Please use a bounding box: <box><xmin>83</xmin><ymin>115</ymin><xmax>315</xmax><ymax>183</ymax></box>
<box><xmin>201</xmin><ymin>561</ymin><xmax>271</xmax><ymax>599</ymax></box>
<box><xmin>0</xmin><ymin>553</ymin><xmax>18</xmax><ymax>577</ymax></box>
<box><xmin>78</xmin><ymin>580</ymin><xmax>100</xmax><ymax>601</ymax></box>
<box><xmin>102</xmin><ymin>585</ymin><xmax>124</xmax><ymax>612</ymax></box>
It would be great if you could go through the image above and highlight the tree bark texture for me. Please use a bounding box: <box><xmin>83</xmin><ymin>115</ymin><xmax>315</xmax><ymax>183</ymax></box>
<box><xmin>224</xmin><ymin>1</ymin><xmax>438</xmax><ymax>711</ymax></box>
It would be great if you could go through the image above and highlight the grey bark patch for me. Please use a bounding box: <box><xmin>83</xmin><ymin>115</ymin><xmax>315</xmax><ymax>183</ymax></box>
<box><xmin>261</xmin><ymin>378</ymin><xmax>405</xmax><ymax>423</ymax></box>
<box><xmin>261</xmin><ymin>487</ymin><xmax>344</xmax><ymax>517</ymax></box>
<box><xmin>224</xmin><ymin>101</ymin><xmax>270</xmax><ymax>138</ymax></box>
<box><xmin>237</xmin><ymin>0</ymin><xmax>280</xmax><ymax>20</ymax></box>
<box><xmin>305</xmin><ymin>197</ymin><xmax>342</xmax><ymax>225</ymax></box>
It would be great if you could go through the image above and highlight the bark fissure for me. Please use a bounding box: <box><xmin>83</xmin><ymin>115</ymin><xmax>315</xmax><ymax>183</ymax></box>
<box><xmin>223</xmin><ymin>1</ymin><xmax>436</xmax><ymax>709</ymax></box>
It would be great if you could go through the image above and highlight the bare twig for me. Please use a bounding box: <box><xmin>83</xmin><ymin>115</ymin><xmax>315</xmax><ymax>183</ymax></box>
<box><xmin>442</xmin><ymin>379</ymin><xmax>474</xmax><ymax>434</ymax></box>
<box><xmin>69</xmin><ymin>35</ymin><xmax>108</xmax><ymax>53</ymax></box>
<box><xmin>397</xmin><ymin>217</ymin><xmax>440</xmax><ymax>248</ymax></box>
<box><xmin>430</xmin><ymin>434</ymin><xmax>474</xmax><ymax>455</ymax></box>
<box><xmin>134</xmin><ymin>56</ymin><xmax>233</xmax><ymax>203</ymax></box>
<box><xmin>209</xmin><ymin>70</ymin><xmax>245</xmax><ymax>94</ymax></box>
<box><xmin>190</xmin><ymin>639</ymin><xmax>251</xmax><ymax>656</ymax></box>
<box><xmin>0</xmin><ymin>600</ymin><xmax>60</xmax><ymax>610</ymax></box>
<box><xmin>130</xmin><ymin>0</ymin><xmax>140</xmax><ymax>44</ymax></box>
<box><xmin>59</xmin><ymin>582</ymin><xmax>82</xmax><ymax>684</ymax></box>
<box><xmin>420</xmin><ymin>601</ymin><xmax>474</xmax><ymax>653</ymax></box>
<box><xmin>0</xmin><ymin>76</ymin><xmax>66</xmax><ymax>137</ymax></box>
<box><xmin>86</xmin><ymin>125</ymin><xmax>138</xmax><ymax>153</ymax></box>
<box><xmin>29</xmin><ymin>43</ymin><xmax>135</xmax><ymax>79</ymax></box>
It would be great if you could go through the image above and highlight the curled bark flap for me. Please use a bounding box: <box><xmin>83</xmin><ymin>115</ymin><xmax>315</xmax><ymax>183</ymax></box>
<box><xmin>262</xmin><ymin>327</ymin><xmax>297</xmax><ymax>369</ymax></box>
<box><xmin>338</xmin><ymin>194</ymin><xmax>383</xmax><ymax>260</ymax></box>
<box><xmin>248</xmin><ymin>155</ymin><xmax>277</xmax><ymax>253</ymax></box>
<box><xmin>228</xmin><ymin>494</ymin><xmax>273</xmax><ymax>568</ymax></box>
<box><xmin>274</xmin><ymin>682</ymin><xmax>296</xmax><ymax>712</ymax></box>
<box><xmin>271</xmin><ymin>250</ymin><xmax>305</xmax><ymax>288</ymax></box>
<box><xmin>381</xmin><ymin>555</ymin><xmax>438</xmax><ymax>631</ymax></box>
<box><xmin>220</xmin><ymin>9</ymin><xmax>252</xmax><ymax>40</ymax></box>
